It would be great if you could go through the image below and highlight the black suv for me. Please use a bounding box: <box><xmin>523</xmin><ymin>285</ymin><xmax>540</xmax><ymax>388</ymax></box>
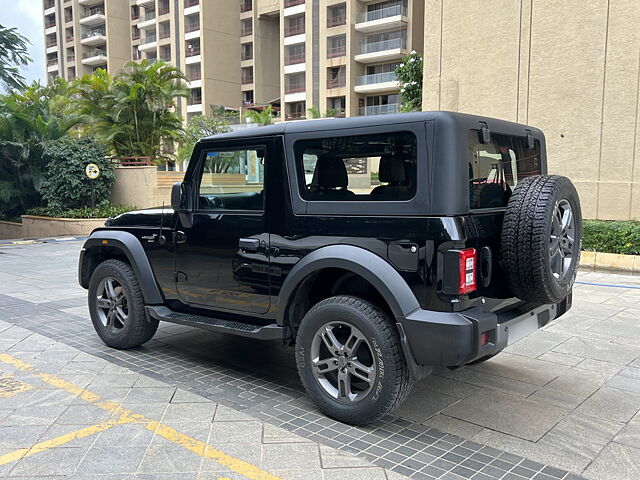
<box><xmin>79</xmin><ymin>112</ymin><xmax>582</xmax><ymax>424</ymax></box>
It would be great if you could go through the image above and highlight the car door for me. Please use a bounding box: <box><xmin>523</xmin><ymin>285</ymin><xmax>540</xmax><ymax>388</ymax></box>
<box><xmin>174</xmin><ymin>138</ymin><xmax>272</xmax><ymax>314</ymax></box>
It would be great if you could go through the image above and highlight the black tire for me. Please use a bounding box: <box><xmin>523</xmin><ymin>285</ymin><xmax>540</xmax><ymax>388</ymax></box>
<box><xmin>500</xmin><ymin>175</ymin><xmax>582</xmax><ymax>304</ymax></box>
<box><xmin>88</xmin><ymin>259</ymin><xmax>158</xmax><ymax>349</ymax></box>
<box><xmin>295</xmin><ymin>296</ymin><xmax>412</xmax><ymax>425</ymax></box>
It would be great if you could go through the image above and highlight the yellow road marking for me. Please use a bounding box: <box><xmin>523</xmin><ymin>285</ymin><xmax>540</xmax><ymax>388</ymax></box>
<box><xmin>0</xmin><ymin>417</ymin><xmax>131</xmax><ymax>465</ymax></box>
<box><xmin>0</xmin><ymin>373</ymin><xmax>33</xmax><ymax>398</ymax></box>
<box><xmin>0</xmin><ymin>353</ymin><xmax>284</xmax><ymax>480</ymax></box>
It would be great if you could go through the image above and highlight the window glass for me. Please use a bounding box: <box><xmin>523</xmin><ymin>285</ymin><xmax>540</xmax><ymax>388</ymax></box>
<box><xmin>295</xmin><ymin>132</ymin><xmax>417</xmax><ymax>201</ymax></box>
<box><xmin>468</xmin><ymin>131</ymin><xmax>541</xmax><ymax>209</ymax></box>
<box><xmin>198</xmin><ymin>148</ymin><xmax>265</xmax><ymax>210</ymax></box>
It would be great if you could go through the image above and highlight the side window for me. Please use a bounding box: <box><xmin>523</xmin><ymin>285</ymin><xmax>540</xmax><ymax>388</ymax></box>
<box><xmin>294</xmin><ymin>131</ymin><xmax>417</xmax><ymax>201</ymax></box>
<box><xmin>197</xmin><ymin>147</ymin><xmax>265</xmax><ymax>211</ymax></box>
<box><xmin>468</xmin><ymin>131</ymin><xmax>541</xmax><ymax>209</ymax></box>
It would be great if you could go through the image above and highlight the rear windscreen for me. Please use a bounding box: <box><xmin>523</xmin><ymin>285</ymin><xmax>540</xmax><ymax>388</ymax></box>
<box><xmin>468</xmin><ymin>130</ymin><xmax>541</xmax><ymax>209</ymax></box>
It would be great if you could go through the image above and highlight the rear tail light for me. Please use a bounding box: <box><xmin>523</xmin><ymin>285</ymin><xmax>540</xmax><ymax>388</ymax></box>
<box><xmin>458</xmin><ymin>248</ymin><xmax>477</xmax><ymax>294</ymax></box>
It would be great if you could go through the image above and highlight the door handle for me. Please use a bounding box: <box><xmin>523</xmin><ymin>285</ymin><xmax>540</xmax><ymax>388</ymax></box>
<box><xmin>239</xmin><ymin>238</ymin><xmax>260</xmax><ymax>252</ymax></box>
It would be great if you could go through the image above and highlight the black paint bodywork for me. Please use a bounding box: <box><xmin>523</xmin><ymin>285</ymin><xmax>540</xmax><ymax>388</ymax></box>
<box><xmin>79</xmin><ymin>111</ymin><xmax>566</xmax><ymax>370</ymax></box>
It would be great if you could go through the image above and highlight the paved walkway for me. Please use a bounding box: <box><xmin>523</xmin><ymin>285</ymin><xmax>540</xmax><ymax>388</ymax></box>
<box><xmin>0</xmin><ymin>240</ymin><xmax>639</xmax><ymax>479</ymax></box>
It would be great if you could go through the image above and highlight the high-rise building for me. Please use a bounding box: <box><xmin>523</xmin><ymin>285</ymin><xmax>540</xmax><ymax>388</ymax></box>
<box><xmin>44</xmin><ymin>0</ymin><xmax>423</xmax><ymax>120</ymax></box>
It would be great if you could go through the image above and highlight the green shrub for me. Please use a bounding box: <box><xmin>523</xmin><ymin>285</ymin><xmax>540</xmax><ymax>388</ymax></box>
<box><xmin>41</xmin><ymin>137</ymin><xmax>114</xmax><ymax>209</ymax></box>
<box><xmin>27</xmin><ymin>201</ymin><xmax>135</xmax><ymax>219</ymax></box>
<box><xmin>583</xmin><ymin>220</ymin><xmax>640</xmax><ymax>255</ymax></box>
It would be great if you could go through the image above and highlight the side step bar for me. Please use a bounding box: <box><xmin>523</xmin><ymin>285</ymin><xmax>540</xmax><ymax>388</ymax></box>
<box><xmin>145</xmin><ymin>306</ymin><xmax>289</xmax><ymax>341</ymax></box>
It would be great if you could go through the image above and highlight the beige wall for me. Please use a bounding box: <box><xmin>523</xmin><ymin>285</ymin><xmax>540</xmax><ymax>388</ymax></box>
<box><xmin>422</xmin><ymin>0</ymin><xmax>640</xmax><ymax>220</ymax></box>
<box><xmin>110</xmin><ymin>166</ymin><xmax>159</xmax><ymax>209</ymax></box>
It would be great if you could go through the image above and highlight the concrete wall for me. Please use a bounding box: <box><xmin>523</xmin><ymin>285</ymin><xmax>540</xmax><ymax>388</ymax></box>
<box><xmin>0</xmin><ymin>221</ymin><xmax>24</xmax><ymax>240</ymax></box>
<box><xmin>422</xmin><ymin>0</ymin><xmax>640</xmax><ymax>220</ymax></box>
<box><xmin>110</xmin><ymin>166</ymin><xmax>159</xmax><ymax>209</ymax></box>
<box><xmin>21</xmin><ymin>216</ymin><xmax>106</xmax><ymax>238</ymax></box>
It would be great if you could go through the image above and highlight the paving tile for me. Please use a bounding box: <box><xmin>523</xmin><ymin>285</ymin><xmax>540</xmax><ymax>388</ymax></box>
<box><xmin>261</xmin><ymin>443</ymin><xmax>321</xmax><ymax>470</ymax></box>
<box><xmin>442</xmin><ymin>368</ymin><xmax>539</xmax><ymax>397</ymax></box>
<box><xmin>469</xmin><ymin>353</ymin><xmax>568</xmax><ymax>386</ymax></box>
<box><xmin>0</xmin><ymin>425</ymin><xmax>48</xmax><ymax>449</ymax></box>
<box><xmin>169</xmin><ymin>388</ymin><xmax>211</xmax><ymax>404</ymax></box>
<box><xmin>443</xmin><ymin>390</ymin><xmax>567</xmax><ymax>441</ymax></box>
<box><xmin>77</xmin><ymin>445</ymin><xmax>147</xmax><ymax>474</ymax></box>
<box><xmin>136</xmin><ymin>445</ymin><xmax>202</xmax><ymax>473</ymax></box>
<box><xmin>582</xmin><ymin>442</ymin><xmax>640</xmax><ymax>480</ymax></box>
<box><xmin>1</xmin><ymin>405</ymin><xmax>67</xmax><ymax>426</ymax></box>
<box><xmin>93</xmin><ymin>422</ymin><xmax>155</xmax><ymax>447</ymax></box>
<box><xmin>122</xmin><ymin>387</ymin><xmax>176</xmax><ymax>405</ymax></box>
<box><xmin>552</xmin><ymin>337</ymin><xmax>639</xmax><ymax>365</ymax></box>
<box><xmin>528</xmin><ymin>368</ymin><xmax>607</xmax><ymax>409</ymax></box>
<box><xmin>575</xmin><ymin>387</ymin><xmax>640</xmax><ymax>423</ymax></box>
<box><xmin>396</xmin><ymin>388</ymin><xmax>460</xmax><ymax>422</ymax></box>
<box><xmin>213</xmin><ymin>403</ymin><xmax>255</xmax><ymax>421</ymax></box>
<box><xmin>322</xmin><ymin>466</ymin><xmax>388</xmax><ymax>480</ymax></box>
<box><xmin>208</xmin><ymin>420</ymin><xmax>263</xmax><ymax>444</ymax></box>
<box><xmin>319</xmin><ymin>444</ymin><xmax>377</xmax><ymax>468</ymax></box>
<box><xmin>422</xmin><ymin>414</ymin><xmax>485</xmax><ymax>438</ymax></box>
<box><xmin>8</xmin><ymin>446</ymin><xmax>88</xmax><ymax>476</ymax></box>
<box><xmin>263</xmin><ymin>423</ymin><xmax>313</xmax><ymax>444</ymax></box>
<box><xmin>54</xmin><ymin>404</ymin><xmax>113</xmax><ymax>425</ymax></box>
<box><xmin>414</xmin><ymin>374</ymin><xmax>483</xmax><ymax>399</ymax></box>
<box><xmin>160</xmin><ymin>402</ymin><xmax>217</xmax><ymax>423</ymax></box>
<box><xmin>503</xmin><ymin>331</ymin><xmax>571</xmax><ymax>358</ymax></box>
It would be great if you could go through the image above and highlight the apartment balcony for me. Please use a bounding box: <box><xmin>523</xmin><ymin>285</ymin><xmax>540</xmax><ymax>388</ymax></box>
<box><xmin>138</xmin><ymin>33</ymin><xmax>157</xmax><ymax>52</ymax></box>
<box><xmin>80</xmin><ymin>29</ymin><xmax>107</xmax><ymax>46</ymax></box>
<box><xmin>44</xmin><ymin>20</ymin><xmax>56</xmax><ymax>30</ymax></box>
<box><xmin>284</xmin><ymin>53</ymin><xmax>305</xmax><ymax>66</ymax></box>
<box><xmin>46</xmin><ymin>59</ymin><xmax>59</xmax><ymax>72</ymax></box>
<box><xmin>66</xmin><ymin>54</ymin><xmax>76</xmax><ymax>63</ymax></box>
<box><xmin>284</xmin><ymin>24</ymin><xmax>304</xmax><ymax>37</ymax></box>
<box><xmin>326</xmin><ymin>78</ymin><xmax>346</xmax><ymax>89</ymax></box>
<box><xmin>184</xmin><ymin>23</ymin><xmax>200</xmax><ymax>40</ymax></box>
<box><xmin>240</xmin><ymin>26</ymin><xmax>253</xmax><ymax>37</ymax></box>
<box><xmin>81</xmin><ymin>49</ymin><xmax>108</xmax><ymax>66</ymax></box>
<box><xmin>159</xmin><ymin>29</ymin><xmax>171</xmax><ymax>40</ymax></box>
<box><xmin>65</xmin><ymin>14</ymin><xmax>73</xmax><ymax>23</ymax></box>
<box><xmin>354</xmin><ymin>37</ymin><xmax>407</xmax><ymax>63</ymax></box>
<box><xmin>284</xmin><ymin>0</ymin><xmax>304</xmax><ymax>16</ymax></box>
<box><xmin>359</xmin><ymin>103</ymin><xmax>399</xmax><ymax>116</ymax></box>
<box><xmin>284</xmin><ymin>0</ymin><xmax>304</xmax><ymax>7</ymax></box>
<box><xmin>185</xmin><ymin>47</ymin><xmax>201</xmax><ymax>64</ymax></box>
<box><xmin>78</xmin><ymin>0</ymin><xmax>103</xmax><ymax>6</ymax></box>
<box><xmin>354</xmin><ymin>71</ymin><xmax>399</xmax><ymax>93</ymax></box>
<box><xmin>327</xmin><ymin>45</ymin><xmax>346</xmax><ymax>58</ymax></box>
<box><xmin>136</xmin><ymin>0</ymin><xmax>155</xmax><ymax>7</ymax></box>
<box><xmin>66</xmin><ymin>35</ymin><xmax>74</xmax><ymax>43</ymax></box>
<box><xmin>137</xmin><ymin>12</ymin><xmax>157</xmax><ymax>29</ymax></box>
<box><xmin>240</xmin><ymin>1</ymin><xmax>252</xmax><ymax>13</ymax></box>
<box><xmin>43</xmin><ymin>0</ymin><xmax>55</xmax><ymax>9</ymax></box>
<box><xmin>242</xmin><ymin>74</ymin><xmax>254</xmax><ymax>85</ymax></box>
<box><xmin>79</xmin><ymin>6</ymin><xmax>106</xmax><ymax>26</ymax></box>
<box><xmin>285</xmin><ymin>111</ymin><xmax>305</xmax><ymax>120</ymax></box>
<box><xmin>184</xmin><ymin>0</ymin><xmax>199</xmax><ymax>15</ymax></box>
<box><xmin>355</xmin><ymin>5</ymin><xmax>408</xmax><ymax>33</ymax></box>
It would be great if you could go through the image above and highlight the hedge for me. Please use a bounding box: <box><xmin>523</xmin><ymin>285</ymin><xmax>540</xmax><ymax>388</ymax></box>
<box><xmin>27</xmin><ymin>201</ymin><xmax>135</xmax><ymax>219</ymax></box>
<box><xmin>583</xmin><ymin>220</ymin><xmax>640</xmax><ymax>255</ymax></box>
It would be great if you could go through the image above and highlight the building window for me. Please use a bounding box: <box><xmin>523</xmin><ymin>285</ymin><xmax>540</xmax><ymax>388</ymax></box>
<box><xmin>65</xmin><ymin>27</ymin><xmax>74</xmax><ymax>42</ymax></box>
<box><xmin>186</xmin><ymin>39</ymin><xmax>200</xmax><ymax>56</ymax></box>
<box><xmin>327</xmin><ymin>96</ymin><xmax>345</xmax><ymax>116</ymax></box>
<box><xmin>186</xmin><ymin>63</ymin><xmax>201</xmax><ymax>81</ymax></box>
<box><xmin>285</xmin><ymin>72</ymin><xmax>305</xmax><ymax>94</ymax></box>
<box><xmin>67</xmin><ymin>66</ymin><xmax>76</xmax><ymax>79</ymax></box>
<box><xmin>160</xmin><ymin>45</ymin><xmax>171</xmax><ymax>62</ymax></box>
<box><xmin>188</xmin><ymin>87</ymin><xmax>202</xmax><ymax>105</ymax></box>
<box><xmin>131</xmin><ymin>5</ymin><xmax>140</xmax><ymax>20</ymax></box>
<box><xmin>66</xmin><ymin>47</ymin><xmax>75</xmax><ymax>63</ymax></box>
<box><xmin>242</xmin><ymin>67</ymin><xmax>254</xmax><ymax>85</ymax></box>
<box><xmin>286</xmin><ymin>101</ymin><xmax>305</xmax><ymax>120</ymax></box>
<box><xmin>285</xmin><ymin>15</ymin><xmax>304</xmax><ymax>37</ymax></box>
<box><xmin>241</xmin><ymin>43</ymin><xmax>253</xmax><ymax>61</ymax></box>
<box><xmin>327</xmin><ymin>66</ymin><xmax>346</xmax><ymax>89</ymax></box>
<box><xmin>132</xmin><ymin>26</ymin><xmax>141</xmax><ymax>40</ymax></box>
<box><xmin>361</xmin><ymin>94</ymin><xmax>400</xmax><ymax>115</ymax></box>
<box><xmin>285</xmin><ymin>44</ymin><xmax>305</xmax><ymax>65</ymax></box>
<box><xmin>327</xmin><ymin>34</ymin><xmax>346</xmax><ymax>58</ymax></box>
<box><xmin>363</xmin><ymin>0</ymin><xmax>407</xmax><ymax>22</ymax></box>
<box><xmin>132</xmin><ymin>47</ymin><xmax>142</xmax><ymax>60</ymax></box>
<box><xmin>159</xmin><ymin>22</ymin><xmax>170</xmax><ymax>39</ymax></box>
<box><xmin>241</xmin><ymin>18</ymin><xmax>252</xmax><ymax>37</ymax></box>
<box><xmin>46</xmin><ymin>33</ymin><xmax>57</xmax><ymax>48</ymax></box>
<box><xmin>284</xmin><ymin>0</ymin><xmax>304</xmax><ymax>7</ymax></box>
<box><xmin>184</xmin><ymin>0</ymin><xmax>199</xmax><ymax>7</ymax></box>
<box><xmin>158</xmin><ymin>0</ymin><xmax>170</xmax><ymax>15</ymax></box>
<box><xmin>327</xmin><ymin>3</ymin><xmax>346</xmax><ymax>27</ymax></box>
<box><xmin>241</xmin><ymin>0</ymin><xmax>252</xmax><ymax>13</ymax></box>
<box><xmin>45</xmin><ymin>14</ymin><xmax>56</xmax><ymax>29</ymax></box>
<box><xmin>64</xmin><ymin>7</ymin><xmax>73</xmax><ymax>23</ymax></box>
<box><xmin>363</xmin><ymin>30</ymin><xmax>406</xmax><ymax>54</ymax></box>
<box><xmin>243</xmin><ymin>90</ymin><xmax>254</xmax><ymax>105</ymax></box>
<box><xmin>147</xmin><ymin>52</ymin><xmax>157</xmax><ymax>63</ymax></box>
<box><xmin>185</xmin><ymin>14</ymin><xmax>199</xmax><ymax>33</ymax></box>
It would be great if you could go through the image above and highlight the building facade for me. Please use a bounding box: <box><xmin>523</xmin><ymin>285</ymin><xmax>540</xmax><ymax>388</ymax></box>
<box><xmin>421</xmin><ymin>0</ymin><xmax>640</xmax><ymax>221</ymax></box>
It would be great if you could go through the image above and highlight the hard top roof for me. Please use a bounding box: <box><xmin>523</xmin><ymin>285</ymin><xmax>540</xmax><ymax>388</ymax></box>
<box><xmin>199</xmin><ymin>111</ymin><xmax>540</xmax><ymax>143</ymax></box>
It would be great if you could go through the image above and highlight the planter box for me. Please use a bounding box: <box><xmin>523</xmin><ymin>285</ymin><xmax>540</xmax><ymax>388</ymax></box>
<box><xmin>0</xmin><ymin>220</ymin><xmax>23</xmax><ymax>240</ymax></box>
<box><xmin>580</xmin><ymin>251</ymin><xmax>640</xmax><ymax>275</ymax></box>
<box><xmin>20</xmin><ymin>216</ymin><xmax>107</xmax><ymax>238</ymax></box>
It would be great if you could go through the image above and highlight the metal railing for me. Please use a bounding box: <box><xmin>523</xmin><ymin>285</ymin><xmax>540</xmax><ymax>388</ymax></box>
<box><xmin>142</xmin><ymin>32</ymin><xmax>157</xmax><ymax>44</ymax></box>
<box><xmin>242</xmin><ymin>72</ymin><xmax>254</xmax><ymax>85</ymax></box>
<box><xmin>46</xmin><ymin>40</ymin><xmax>57</xmax><ymax>48</ymax></box>
<box><xmin>82</xmin><ymin>29</ymin><xmax>105</xmax><ymax>39</ymax></box>
<box><xmin>359</xmin><ymin>103</ymin><xmax>399</xmax><ymax>116</ymax></box>
<box><xmin>141</xmin><ymin>11</ymin><xmax>156</xmax><ymax>22</ymax></box>
<box><xmin>185</xmin><ymin>46</ymin><xmax>200</xmax><ymax>57</ymax></box>
<box><xmin>82</xmin><ymin>49</ymin><xmax>107</xmax><ymax>59</ymax></box>
<box><xmin>355</xmin><ymin>71</ymin><xmax>398</xmax><ymax>86</ymax></box>
<box><xmin>284</xmin><ymin>52</ymin><xmax>305</xmax><ymax>65</ymax></box>
<box><xmin>110</xmin><ymin>156</ymin><xmax>152</xmax><ymax>167</ymax></box>
<box><xmin>187</xmin><ymin>94</ymin><xmax>202</xmax><ymax>105</ymax></box>
<box><xmin>358</xmin><ymin>5</ymin><xmax>407</xmax><ymax>23</ymax></box>
<box><xmin>326</xmin><ymin>77</ymin><xmax>346</xmax><ymax>89</ymax></box>
<box><xmin>66</xmin><ymin>54</ymin><xmax>75</xmax><ymax>62</ymax></box>
<box><xmin>47</xmin><ymin>59</ymin><xmax>59</xmax><ymax>67</ymax></box>
<box><xmin>327</xmin><ymin>15</ymin><xmax>345</xmax><ymax>27</ymax></box>
<box><xmin>44</xmin><ymin>0</ymin><xmax>55</xmax><ymax>9</ymax></box>
<box><xmin>359</xmin><ymin>37</ymin><xmax>406</xmax><ymax>54</ymax></box>
<box><xmin>327</xmin><ymin>45</ymin><xmax>346</xmax><ymax>58</ymax></box>
<box><xmin>241</xmin><ymin>50</ymin><xmax>253</xmax><ymax>61</ymax></box>
<box><xmin>240</xmin><ymin>1</ymin><xmax>252</xmax><ymax>13</ymax></box>
<box><xmin>240</xmin><ymin>25</ymin><xmax>253</xmax><ymax>36</ymax></box>
<box><xmin>284</xmin><ymin>24</ymin><xmax>305</xmax><ymax>36</ymax></box>
<box><xmin>285</xmin><ymin>84</ymin><xmax>304</xmax><ymax>94</ymax></box>
<box><xmin>286</xmin><ymin>111</ymin><xmax>305</xmax><ymax>120</ymax></box>
<box><xmin>185</xmin><ymin>22</ymin><xmax>200</xmax><ymax>33</ymax></box>
<box><xmin>284</xmin><ymin>0</ymin><xmax>304</xmax><ymax>7</ymax></box>
<box><xmin>45</xmin><ymin>20</ymin><xmax>56</xmax><ymax>29</ymax></box>
<box><xmin>184</xmin><ymin>0</ymin><xmax>199</xmax><ymax>7</ymax></box>
<box><xmin>81</xmin><ymin>6</ymin><xmax>105</xmax><ymax>18</ymax></box>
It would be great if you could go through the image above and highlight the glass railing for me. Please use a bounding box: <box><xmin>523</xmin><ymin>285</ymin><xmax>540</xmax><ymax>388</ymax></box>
<box><xmin>82</xmin><ymin>29</ymin><xmax>105</xmax><ymax>39</ymax></box>
<box><xmin>356</xmin><ymin>71</ymin><xmax>397</xmax><ymax>86</ymax></box>
<box><xmin>358</xmin><ymin>5</ymin><xmax>407</xmax><ymax>23</ymax></box>
<box><xmin>81</xmin><ymin>6</ymin><xmax>105</xmax><ymax>18</ymax></box>
<box><xmin>359</xmin><ymin>37</ymin><xmax>406</xmax><ymax>54</ymax></box>
<box><xmin>83</xmin><ymin>49</ymin><xmax>107</xmax><ymax>59</ymax></box>
<box><xmin>359</xmin><ymin>103</ymin><xmax>399</xmax><ymax>116</ymax></box>
<box><xmin>142</xmin><ymin>32</ymin><xmax>157</xmax><ymax>43</ymax></box>
<box><xmin>141</xmin><ymin>11</ymin><xmax>156</xmax><ymax>22</ymax></box>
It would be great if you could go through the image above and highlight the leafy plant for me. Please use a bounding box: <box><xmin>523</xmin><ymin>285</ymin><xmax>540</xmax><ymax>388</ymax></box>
<box><xmin>583</xmin><ymin>220</ymin><xmax>640</xmax><ymax>255</ymax></box>
<box><xmin>40</xmin><ymin>137</ymin><xmax>114</xmax><ymax>210</ymax></box>
<box><xmin>72</xmin><ymin>60</ymin><xmax>188</xmax><ymax>163</ymax></box>
<box><xmin>246</xmin><ymin>105</ymin><xmax>275</xmax><ymax>126</ymax></box>
<box><xmin>307</xmin><ymin>106</ymin><xmax>321</xmax><ymax>119</ymax></box>
<box><xmin>27</xmin><ymin>201</ymin><xmax>135</xmax><ymax>219</ymax></box>
<box><xmin>0</xmin><ymin>24</ymin><xmax>31</xmax><ymax>92</ymax></box>
<box><xmin>395</xmin><ymin>50</ymin><xmax>424</xmax><ymax>112</ymax></box>
<box><xmin>177</xmin><ymin>115</ymin><xmax>231</xmax><ymax>167</ymax></box>
<box><xmin>325</xmin><ymin>108</ymin><xmax>342</xmax><ymax>118</ymax></box>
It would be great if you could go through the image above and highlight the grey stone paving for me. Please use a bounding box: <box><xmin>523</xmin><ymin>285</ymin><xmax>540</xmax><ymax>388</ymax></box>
<box><xmin>0</xmin><ymin>240</ymin><xmax>639</xmax><ymax>479</ymax></box>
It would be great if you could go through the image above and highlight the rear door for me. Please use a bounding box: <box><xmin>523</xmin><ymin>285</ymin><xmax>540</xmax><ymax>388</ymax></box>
<box><xmin>468</xmin><ymin>130</ymin><xmax>543</xmax><ymax>299</ymax></box>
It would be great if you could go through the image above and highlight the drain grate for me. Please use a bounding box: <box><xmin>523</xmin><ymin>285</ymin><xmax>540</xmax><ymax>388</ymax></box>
<box><xmin>0</xmin><ymin>373</ymin><xmax>33</xmax><ymax>397</ymax></box>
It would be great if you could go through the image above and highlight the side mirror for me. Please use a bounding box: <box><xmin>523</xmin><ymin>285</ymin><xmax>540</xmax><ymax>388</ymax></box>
<box><xmin>171</xmin><ymin>182</ymin><xmax>183</xmax><ymax>212</ymax></box>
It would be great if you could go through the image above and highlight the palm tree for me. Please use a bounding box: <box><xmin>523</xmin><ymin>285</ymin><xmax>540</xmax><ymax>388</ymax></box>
<box><xmin>246</xmin><ymin>105</ymin><xmax>275</xmax><ymax>126</ymax></box>
<box><xmin>0</xmin><ymin>25</ymin><xmax>31</xmax><ymax>92</ymax></box>
<box><xmin>72</xmin><ymin>60</ymin><xmax>189</xmax><ymax>163</ymax></box>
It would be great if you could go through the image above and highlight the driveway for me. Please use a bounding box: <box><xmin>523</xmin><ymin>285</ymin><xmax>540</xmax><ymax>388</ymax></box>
<box><xmin>0</xmin><ymin>240</ymin><xmax>639</xmax><ymax>480</ymax></box>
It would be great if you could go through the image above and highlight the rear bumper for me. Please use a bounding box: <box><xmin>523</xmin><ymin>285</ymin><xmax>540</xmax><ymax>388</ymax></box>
<box><xmin>399</xmin><ymin>293</ymin><xmax>571</xmax><ymax>367</ymax></box>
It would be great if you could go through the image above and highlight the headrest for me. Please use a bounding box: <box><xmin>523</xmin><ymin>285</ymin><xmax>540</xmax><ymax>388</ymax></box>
<box><xmin>315</xmin><ymin>155</ymin><xmax>348</xmax><ymax>189</ymax></box>
<box><xmin>378</xmin><ymin>155</ymin><xmax>406</xmax><ymax>184</ymax></box>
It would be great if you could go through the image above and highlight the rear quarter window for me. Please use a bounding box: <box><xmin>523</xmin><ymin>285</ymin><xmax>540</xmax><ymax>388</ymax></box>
<box><xmin>468</xmin><ymin>130</ymin><xmax>541</xmax><ymax>209</ymax></box>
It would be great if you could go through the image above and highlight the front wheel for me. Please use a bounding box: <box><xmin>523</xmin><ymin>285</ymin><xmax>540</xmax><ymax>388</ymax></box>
<box><xmin>88</xmin><ymin>259</ymin><xmax>158</xmax><ymax>349</ymax></box>
<box><xmin>295</xmin><ymin>296</ymin><xmax>412</xmax><ymax>425</ymax></box>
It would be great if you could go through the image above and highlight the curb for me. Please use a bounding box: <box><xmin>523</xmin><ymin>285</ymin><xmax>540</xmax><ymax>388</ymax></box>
<box><xmin>0</xmin><ymin>236</ymin><xmax>88</xmax><ymax>246</ymax></box>
<box><xmin>580</xmin><ymin>251</ymin><xmax>640</xmax><ymax>275</ymax></box>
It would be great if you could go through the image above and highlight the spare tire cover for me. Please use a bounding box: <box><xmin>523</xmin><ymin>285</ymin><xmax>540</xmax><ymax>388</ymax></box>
<box><xmin>500</xmin><ymin>175</ymin><xmax>582</xmax><ymax>304</ymax></box>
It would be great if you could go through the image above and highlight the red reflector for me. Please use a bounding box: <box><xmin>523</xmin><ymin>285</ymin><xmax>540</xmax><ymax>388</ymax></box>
<box><xmin>458</xmin><ymin>248</ymin><xmax>477</xmax><ymax>295</ymax></box>
<box><xmin>480</xmin><ymin>331</ymin><xmax>490</xmax><ymax>346</ymax></box>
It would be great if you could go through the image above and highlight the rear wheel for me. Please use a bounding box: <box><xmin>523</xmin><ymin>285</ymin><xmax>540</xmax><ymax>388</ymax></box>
<box><xmin>295</xmin><ymin>296</ymin><xmax>412</xmax><ymax>425</ymax></box>
<box><xmin>88</xmin><ymin>259</ymin><xmax>158</xmax><ymax>349</ymax></box>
